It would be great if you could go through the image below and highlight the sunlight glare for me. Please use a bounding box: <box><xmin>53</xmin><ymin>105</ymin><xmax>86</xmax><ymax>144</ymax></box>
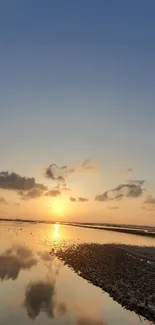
<box><xmin>54</xmin><ymin>223</ymin><xmax>60</xmax><ymax>239</ymax></box>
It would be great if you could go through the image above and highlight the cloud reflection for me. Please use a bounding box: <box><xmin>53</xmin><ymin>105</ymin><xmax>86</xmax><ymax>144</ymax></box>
<box><xmin>0</xmin><ymin>246</ymin><xmax>37</xmax><ymax>280</ymax></box>
<box><xmin>24</xmin><ymin>280</ymin><xmax>67</xmax><ymax>320</ymax></box>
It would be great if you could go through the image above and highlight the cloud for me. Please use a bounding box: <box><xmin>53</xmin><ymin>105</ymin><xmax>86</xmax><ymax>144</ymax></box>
<box><xmin>24</xmin><ymin>280</ymin><xmax>56</xmax><ymax>319</ymax></box>
<box><xmin>78</xmin><ymin>197</ymin><xmax>89</xmax><ymax>202</ymax></box>
<box><xmin>61</xmin><ymin>186</ymin><xmax>71</xmax><ymax>192</ymax></box>
<box><xmin>0</xmin><ymin>197</ymin><xmax>7</xmax><ymax>204</ymax></box>
<box><xmin>95</xmin><ymin>180</ymin><xmax>145</xmax><ymax>202</ymax></box>
<box><xmin>67</xmin><ymin>159</ymin><xmax>99</xmax><ymax>175</ymax></box>
<box><xmin>0</xmin><ymin>171</ymin><xmax>47</xmax><ymax>192</ymax></box>
<box><xmin>20</xmin><ymin>188</ymin><xmax>45</xmax><ymax>200</ymax></box>
<box><xmin>81</xmin><ymin>159</ymin><xmax>98</xmax><ymax>171</ymax></box>
<box><xmin>68</xmin><ymin>167</ymin><xmax>76</xmax><ymax>173</ymax></box>
<box><xmin>12</xmin><ymin>202</ymin><xmax>20</xmax><ymax>206</ymax></box>
<box><xmin>70</xmin><ymin>197</ymin><xmax>76</xmax><ymax>202</ymax></box>
<box><xmin>144</xmin><ymin>195</ymin><xmax>155</xmax><ymax>205</ymax></box>
<box><xmin>119</xmin><ymin>168</ymin><xmax>133</xmax><ymax>174</ymax></box>
<box><xmin>45</xmin><ymin>189</ymin><xmax>61</xmax><ymax>197</ymax></box>
<box><xmin>70</xmin><ymin>197</ymin><xmax>89</xmax><ymax>202</ymax></box>
<box><xmin>108</xmin><ymin>206</ymin><xmax>119</xmax><ymax>210</ymax></box>
<box><xmin>0</xmin><ymin>197</ymin><xmax>20</xmax><ymax>206</ymax></box>
<box><xmin>0</xmin><ymin>246</ymin><xmax>37</xmax><ymax>280</ymax></box>
<box><xmin>127</xmin><ymin>168</ymin><xmax>133</xmax><ymax>173</ymax></box>
<box><xmin>24</xmin><ymin>280</ymin><xmax>67</xmax><ymax>320</ymax></box>
<box><xmin>45</xmin><ymin>164</ymin><xmax>67</xmax><ymax>182</ymax></box>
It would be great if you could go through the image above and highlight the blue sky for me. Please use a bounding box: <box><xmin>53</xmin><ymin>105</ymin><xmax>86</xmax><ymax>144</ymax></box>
<box><xmin>0</xmin><ymin>1</ymin><xmax>155</xmax><ymax>224</ymax></box>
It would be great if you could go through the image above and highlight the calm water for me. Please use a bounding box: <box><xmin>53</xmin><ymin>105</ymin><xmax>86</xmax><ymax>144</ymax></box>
<box><xmin>0</xmin><ymin>221</ymin><xmax>154</xmax><ymax>325</ymax></box>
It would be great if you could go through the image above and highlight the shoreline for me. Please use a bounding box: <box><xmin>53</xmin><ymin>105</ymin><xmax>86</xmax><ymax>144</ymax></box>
<box><xmin>51</xmin><ymin>243</ymin><xmax>155</xmax><ymax>323</ymax></box>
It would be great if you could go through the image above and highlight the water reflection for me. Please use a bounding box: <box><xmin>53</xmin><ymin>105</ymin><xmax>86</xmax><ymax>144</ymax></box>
<box><xmin>77</xmin><ymin>317</ymin><xmax>106</xmax><ymax>325</ymax></box>
<box><xmin>54</xmin><ymin>223</ymin><xmax>60</xmax><ymax>240</ymax></box>
<box><xmin>24</xmin><ymin>280</ymin><xmax>57</xmax><ymax>319</ymax></box>
<box><xmin>0</xmin><ymin>245</ymin><xmax>37</xmax><ymax>280</ymax></box>
<box><xmin>0</xmin><ymin>222</ymin><xmax>153</xmax><ymax>325</ymax></box>
<box><xmin>38</xmin><ymin>250</ymin><xmax>53</xmax><ymax>262</ymax></box>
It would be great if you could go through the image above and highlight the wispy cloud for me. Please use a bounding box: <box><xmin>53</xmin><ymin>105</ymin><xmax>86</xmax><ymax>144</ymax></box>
<box><xmin>118</xmin><ymin>168</ymin><xmax>133</xmax><ymax>174</ymax></box>
<box><xmin>108</xmin><ymin>206</ymin><xmax>119</xmax><ymax>210</ymax></box>
<box><xmin>144</xmin><ymin>195</ymin><xmax>155</xmax><ymax>205</ymax></box>
<box><xmin>68</xmin><ymin>159</ymin><xmax>99</xmax><ymax>174</ymax></box>
<box><xmin>78</xmin><ymin>197</ymin><xmax>89</xmax><ymax>202</ymax></box>
<box><xmin>80</xmin><ymin>159</ymin><xmax>98</xmax><ymax>171</ymax></box>
<box><xmin>70</xmin><ymin>196</ymin><xmax>89</xmax><ymax>202</ymax></box>
<box><xmin>45</xmin><ymin>189</ymin><xmax>61</xmax><ymax>197</ymax></box>
<box><xmin>0</xmin><ymin>197</ymin><xmax>7</xmax><ymax>205</ymax></box>
<box><xmin>68</xmin><ymin>167</ymin><xmax>76</xmax><ymax>173</ymax></box>
<box><xmin>95</xmin><ymin>181</ymin><xmax>145</xmax><ymax>202</ymax></box>
<box><xmin>70</xmin><ymin>197</ymin><xmax>76</xmax><ymax>202</ymax></box>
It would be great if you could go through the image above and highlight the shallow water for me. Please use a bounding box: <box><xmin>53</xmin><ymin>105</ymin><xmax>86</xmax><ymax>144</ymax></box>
<box><xmin>0</xmin><ymin>221</ymin><xmax>154</xmax><ymax>325</ymax></box>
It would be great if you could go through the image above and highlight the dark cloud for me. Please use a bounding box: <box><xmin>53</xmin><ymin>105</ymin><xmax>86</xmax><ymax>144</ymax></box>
<box><xmin>95</xmin><ymin>181</ymin><xmax>145</xmax><ymax>202</ymax></box>
<box><xmin>20</xmin><ymin>188</ymin><xmax>45</xmax><ymax>200</ymax></box>
<box><xmin>45</xmin><ymin>164</ymin><xmax>67</xmax><ymax>182</ymax></box>
<box><xmin>0</xmin><ymin>171</ymin><xmax>47</xmax><ymax>192</ymax></box>
<box><xmin>144</xmin><ymin>195</ymin><xmax>155</xmax><ymax>205</ymax></box>
<box><xmin>78</xmin><ymin>197</ymin><xmax>89</xmax><ymax>202</ymax></box>
<box><xmin>24</xmin><ymin>280</ymin><xmax>67</xmax><ymax>320</ymax></box>
<box><xmin>0</xmin><ymin>246</ymin><xmax>37</xmax><ymax>280</ymax></box>
<box><xmin>70</xmin><ymin>197</ymin><xmax>76</xmax><ymax>202</ymax></box>
<box><xmin>45</xmin><ymin>189</ymin><xmax>61</xmax><ymax>197</ymax></box>
<box><xmin>0</xmin><ymin>197</ymin><xmax>7</xmax><ymax>204</ymax></box>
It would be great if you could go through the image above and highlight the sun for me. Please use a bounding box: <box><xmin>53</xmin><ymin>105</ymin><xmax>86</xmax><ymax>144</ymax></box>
<box><xmin>56</xmin><ymin>207</ymin><xmax>61</xmax><ymax>212</ymax></box>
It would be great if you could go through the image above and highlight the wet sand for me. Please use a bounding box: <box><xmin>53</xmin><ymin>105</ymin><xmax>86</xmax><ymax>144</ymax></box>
<box><xmin>51</xmin><ymin>243</ymin><xmax>155</xmax><ymax>323</ymax></box>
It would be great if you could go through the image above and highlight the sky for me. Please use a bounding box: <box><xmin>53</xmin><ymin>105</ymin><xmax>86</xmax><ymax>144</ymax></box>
<box><xmin>0</xmin><ymin>0</ymin><xmax>155</xmax><ymax>225</ymax></box>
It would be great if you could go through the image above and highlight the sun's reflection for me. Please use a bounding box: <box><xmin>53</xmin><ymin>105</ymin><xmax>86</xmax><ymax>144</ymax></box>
<box><xmin>54</xmin><ymin>223</ymin><xmax>60</xmax><ymax>240</ymax></box>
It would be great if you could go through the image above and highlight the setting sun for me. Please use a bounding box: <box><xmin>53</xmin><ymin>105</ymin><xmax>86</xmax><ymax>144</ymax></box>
<box><xmin>56</xmin><ymin>207</ymin><xmax>61</xmax><ymax>212</ymax></box>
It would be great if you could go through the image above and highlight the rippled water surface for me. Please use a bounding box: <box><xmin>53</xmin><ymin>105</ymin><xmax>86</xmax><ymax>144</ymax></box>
<box><xmin>0</xmin><ymin>221</ymin><xmax>154</xmax><ymax>325</ymax></box>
